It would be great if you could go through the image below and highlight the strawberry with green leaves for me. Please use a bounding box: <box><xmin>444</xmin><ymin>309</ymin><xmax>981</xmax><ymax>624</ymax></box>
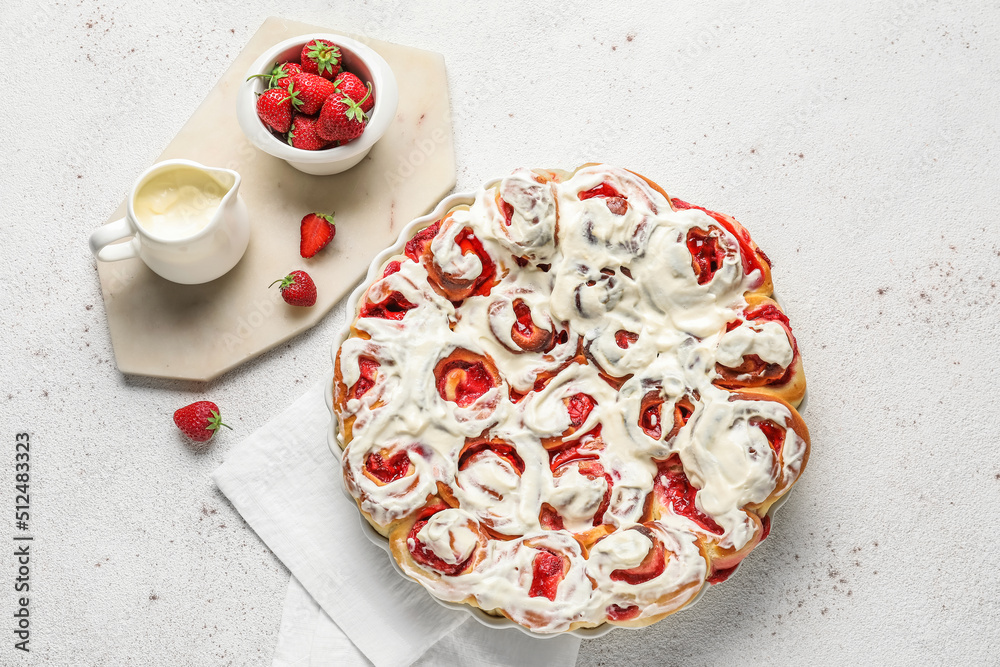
<box><xmin>316</xmin><ymin>88</ymin><xmax>371</xmax><ymax>143</ymax></box>
<box><xmin>289</xmin><ymin>72</ymin><xmax>337</xmax><ymax>115</ymax></box>
<box><xmin>173</xmin><ymin>401</ymin><xmax>231</xmax><ymax>443</ymax></box>
<box><xmin>300</xmin><ymin>39</ymin><xmax>342</xmax><ymax>79</ymax></box>
<box><xmin>333</xmin><ymin>72</ymin><xmax>374</xmax><ymax>113</ymax></box>
<box><xmin>248</xmin><ymin>61</ymin><xmax>303</xmax><ymax>89</ymax></box>
<box><xmin>300</xmin><ymin>212</ymin><xmax>336</xmax><ymax>257</ymax></box>
<box><xmin>256</xmin><ymin>87</ymin><xmax>296</xmax><ymax>133</ymax></box>
<box><xmin>288</xmin><ymin>113</ymin><xmax>330</xmax><ymax>151</ymax></box>
<box><xmin>271</xmin><ymin>270</ymin><xmax>317</xmax><ymax>307</ymax></box>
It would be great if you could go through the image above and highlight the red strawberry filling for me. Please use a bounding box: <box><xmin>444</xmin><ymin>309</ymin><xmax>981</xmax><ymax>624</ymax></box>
<box><xmin>434</xmin><ymin>353</ymin><xmax>499</xmax><ymax>407</ymax></box>
<box><xmin>510</xmin><ymin>299</ymin><xmax>555</xmax><ymax>352</ymax></box>
<box><xmin>360</xmin><ymin>291</ymin><xmax>417</xmax><ymax>320</ymax></box>
<box><xmin>715</xmin><ymin>303</ymin><xmax>797</xmax><ymax>388</ymax></box>
<box><xmin>565</xmin><ymin>393</ymin><xmax>596</xmax><ymax>431</ymax></box>
<box><xmin>350</xmin><ymin>357</ymin><xmax>380</xmax><ymax>400</ymax></box>
<box><xmin>655</xmin><ymin>456</ymin><xmax>724</xmax><ymax>534</ymax></box>
<box><xmin>672</xmin><ymin>198</ymin><xmax>769</xmax><ymax>277</ymax></box>
<box><xmin>615</xmin><ymin>330</ymin><xmax>638</xmax><ymax>349</ymax></box>
<box><xmin>500</xmin><ymin>198</ymin><xmax>515</xmax><ymax>226</ymax></box>
<box><xmin>750</xmin><ymin>418</ymin><xmax>786</xmax><ymax>457</ymax></box>
<box><xmin>609</xmin><ymin>526</ymin><xmax>666</xmax><ymax>584</ymax></box>
<box><xmin>539</xmin><ymin>504</ymin><xmax>565</xmax><ymax>530</ymax></box>
<box><xmin>459</xmin><ymin>440</ymin><xmax>525</xmax><ymax>475</ymax></box>
<box><xmin>639</xmin><ymin>390</ymin><xmax>664</xmax><ymax>440</ymax></box>
<box><xmin>707</xmin><ymin>563</ymin><xmax>740</xmax><ymax>585</ymax></box>
<box><xmin>578</xmin><ymin>183</ymin><xmax>629</xmax><ymax>215</ymax></box>
<box><xmin>686</xmin><ymin>226</ymin><xmax>730</xmax><ymax>285</ymax></box>
<box><xmin>578</xmin><ymin>460</ymin><xmax>613</xmax><ymax>527</ymax></box>
<box><xmin>528</xmin><ymin>550</ymin><xmax>565</xmax><ymax>600</ymax></box>
<box><xmin>759</xmin><ymin>513</ymin><xmax>772</xmax><ymax>541</ymax></box>
<box><xmin>548</xmin><ymin>426</ymin><xmax>603</xmax><ymax>469</ymax></box>
<box><xmin>425</xmin><ymin>227</ymin><xmax>497</xmax><ymax>301</ymax></box>
<box><xmin>405</xmin><ymin>222</ymin><xmax>440</xmax><ymax>262</ymax></box>
<box><xmin>607</xmin><ymin>604</ymin><xmax>641</xmax><ymax>621</ymax></box>
<box><xmin>382</xmin><ymin>261</ymin><xmax>402</xmax><ymax>277</ymax></box>
<box><xmin>665</xmin><ymin>396</ymin><xmax>696</xmax><ymax>442</ymax></box>
<box><xmin>364</xmin><ymin>450</ymin><xmax>410</xmax><ymax>484</ymax></box>
<box><xmin>407</xmin><ymin>511</ymin><xmax>475</xmax><ymax>576</ymax></box>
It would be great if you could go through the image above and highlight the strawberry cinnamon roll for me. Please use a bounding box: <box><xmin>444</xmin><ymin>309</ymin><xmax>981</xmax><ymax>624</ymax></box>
<box><xmin>332</xmin><ymin>164</ymin><xmax>810</xmax><ymax>634</ymax></box>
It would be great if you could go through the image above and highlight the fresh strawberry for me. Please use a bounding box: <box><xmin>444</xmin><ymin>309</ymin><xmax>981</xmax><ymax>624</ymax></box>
<box><xmin>333</xmin><ymin>72</ymin><xmax>374</xmax><ymax>113</ymax></box>
<box><xmin>271</xmin><ymin>270</ymin><xmax>317</xmax><ymax>307</ymax></box>
<box><xmin>288</xmin><ymin>72</ymin><xmax>338</xmax><ymax>115</ymax></box>
<box><xmin>287</xmin><ymin>113</ymin><xmax>330</xmax><ymax>151</ymax></box>
<box><xmin>299</xmin><ymin>212</ymin><xmax>336</xmax><ymax>257</ymax></box>
<box><xmin>248</xmin><ymin>61</ymin><xmax>303</xmax><ymax>89</ymax></box>
<box><xmin>300</xmin><ymin>39</ymin><xmax>342</xmax><ymax>79</ymax></box>
<box><xmin>173</xmin><ymin>401</ymin><xmax>231</xmax><ymax>443</ymax></box>
<box><xmin>256</xmin><ymin>87</ymin><xmax>295</xmax><ymax>133</ymax></box>
<box><xmin>316</xmin><ymin>89</ymin><xmax>370</xmax><ymax>143</ymax></box>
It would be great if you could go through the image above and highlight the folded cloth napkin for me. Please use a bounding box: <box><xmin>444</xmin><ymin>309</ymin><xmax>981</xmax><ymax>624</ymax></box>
<box><xmin>213</xmin><ymin>379</ymin><xmax>582</xmax><ymax>667</ymax></box>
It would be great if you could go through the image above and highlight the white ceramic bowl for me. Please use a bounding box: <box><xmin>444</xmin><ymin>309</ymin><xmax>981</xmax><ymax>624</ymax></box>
<box><xmin>323</xmin><ymin>183</ymin><xmax>802</xmax><ymax>638</ymax></box>
<box><xmin>236</xmin><ymin>34</ymin><xmax>398</xmax><ymax>176</ymax></box>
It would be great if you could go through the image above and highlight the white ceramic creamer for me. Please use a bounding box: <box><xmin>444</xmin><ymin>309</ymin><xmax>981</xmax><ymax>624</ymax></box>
<box><xmin>89</xmin><ymin>159</ymin><xmax>251</xmax><ymax>284</ymax></box>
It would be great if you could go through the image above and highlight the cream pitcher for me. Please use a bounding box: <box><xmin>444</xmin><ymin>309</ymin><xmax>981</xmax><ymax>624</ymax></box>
<box><xmin>89</xmin><ymin>159</ymin><xmax>251</xmax><ymax>284</ymax></box>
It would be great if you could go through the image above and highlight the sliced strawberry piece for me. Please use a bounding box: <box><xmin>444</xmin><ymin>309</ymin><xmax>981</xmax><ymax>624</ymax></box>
<box><xmin>609</xmin><ymin>526</ymin><xmax>665</xmax><ymax>584</ymax></box>
<box><xmin>759</xmin><ymin>514</ymin><xmax>772</xmax><ymax>541</ymax></box>
<box><xmin>528</xmin><ymin>550</ymin><xmax>564</xmax><ymax>600</ymax></box>
<box><xmin>364</xmin><ymin>450</ymin><xmax>410</xmax><ymax>484</ymax></box>
<box><xmin>300</xmin><ymin>212</ymin><xmax>336</xmax><ymax>257</ymax></box>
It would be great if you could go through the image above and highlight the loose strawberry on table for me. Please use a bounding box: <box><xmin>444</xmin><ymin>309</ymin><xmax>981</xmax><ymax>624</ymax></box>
<box><xmin>300</xmin><ymin>212</ymin><xmax>336</xmax><ymax>258</ymax></box>
<box><xmin>300</xmin><ymin>39</ymin><xmax>342</xmax><ymax>79</ymax></box>
<box><xmin>288</xmin><ymin>113</ymin><xmax>330</xmax><ymax>151</ymax></box>
<box><xmin>173</xmin><ymin>401</ymin><xmax>231</xmax><ymax>443</ymax></box>
<box><xmin>255</xmin><ymin>87</ymin><xmax>295</xmax><ymax>133</ymax></box>
<box><xmin>271</xmin><ymin>270</ymin><xmax>317</xmax><ymax>307</ymax></box>
<box><xmin>289</xmin><ymin>72</ymin><xmax>337</xmax><ymax>115</ymax></box>
<box><xmin>333</xmin><ymin>72</ymin><xmax>374</xmax><ymax>113</ymax></box>
<box><xmin>316</xmin><ymin>89</ymin><xmax>370</xmax><ymax>143</ymax></box>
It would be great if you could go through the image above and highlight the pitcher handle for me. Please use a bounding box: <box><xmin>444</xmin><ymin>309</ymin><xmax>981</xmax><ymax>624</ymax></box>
<box><xmin>89</xmin><ymin>217</ymin><xmax>139</xmax><ymax>262</ymax></box>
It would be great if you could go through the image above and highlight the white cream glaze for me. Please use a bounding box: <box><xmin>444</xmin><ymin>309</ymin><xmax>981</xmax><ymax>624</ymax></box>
<box><xmin>413</xmin><ymin>509</ymin><xmax>479</xmax><ymax>565</ymax></box>
<box><xmin>335</xmin><ymin>165</ymin><xmax>807</xmax><ymax>632</ymax></box>
<box><xmin>716</xmin><ymin>320</ymin><xmax>794</xmax><ymax>368</ymax></box>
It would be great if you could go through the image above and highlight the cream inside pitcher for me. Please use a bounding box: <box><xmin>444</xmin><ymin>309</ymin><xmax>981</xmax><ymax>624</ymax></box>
<box><xmin>89</xmin><ymin>159</ymin><xmax>251</xmax><ymax>285</ymax></box>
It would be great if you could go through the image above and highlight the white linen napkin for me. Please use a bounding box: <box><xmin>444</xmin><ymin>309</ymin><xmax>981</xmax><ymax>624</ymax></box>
<box><xmin>213</xmin><ymin>379</ymin><xmax>582</xmax><ymax>667</ymax></box>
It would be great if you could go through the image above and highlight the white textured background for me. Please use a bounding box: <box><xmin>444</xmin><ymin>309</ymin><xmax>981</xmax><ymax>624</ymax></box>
<box><xmin>1</xmin><ymin>0</ymin><xmax>998</xmax><ymax>664</ymax></box>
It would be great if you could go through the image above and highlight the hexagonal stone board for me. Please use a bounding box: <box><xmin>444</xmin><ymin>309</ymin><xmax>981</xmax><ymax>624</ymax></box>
<box><xmin>95</xmin><ymin>17</ymin><xmax>455</xmax><ymax>380</ymax></box>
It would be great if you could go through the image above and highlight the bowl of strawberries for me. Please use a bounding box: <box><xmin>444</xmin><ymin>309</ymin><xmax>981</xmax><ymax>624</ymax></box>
<box><xmin>237</xmin><ymin>33</ymin><xmax>398</xmax><ymax>175</ymax></box>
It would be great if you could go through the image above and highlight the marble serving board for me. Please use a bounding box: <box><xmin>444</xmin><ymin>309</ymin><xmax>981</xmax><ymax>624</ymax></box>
<box><xmin>95</xmin><ymin>17</ymin><xmax>456</xmax><ymax>381</ymax></box>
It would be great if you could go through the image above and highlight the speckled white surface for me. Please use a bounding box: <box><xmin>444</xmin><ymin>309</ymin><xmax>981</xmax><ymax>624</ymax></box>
<box><xmin>1</xmin><ymin>1</ymin><xmax>998</xmax><ymax>664</ymax></box>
